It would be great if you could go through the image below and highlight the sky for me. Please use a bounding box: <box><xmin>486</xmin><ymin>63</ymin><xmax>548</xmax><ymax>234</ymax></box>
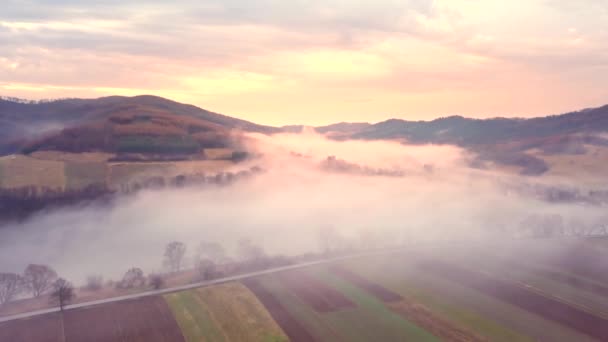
<box><xmin>0</xmin><ymin>0</ymin><xmax>607</xmax><ymax>125</ymax></box>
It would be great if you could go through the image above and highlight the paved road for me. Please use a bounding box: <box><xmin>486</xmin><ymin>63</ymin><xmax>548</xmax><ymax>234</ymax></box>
<box><xmin>0</xmin><ymin>248</ymin><xmax>401</xmax><ymax>324</ymax></box>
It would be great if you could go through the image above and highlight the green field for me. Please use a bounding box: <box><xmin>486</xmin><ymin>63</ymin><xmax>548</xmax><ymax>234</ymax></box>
<box><xmin>165</xmin><ymin>282</ymin><xmax>288</xmax><ymax>342</ymax></box>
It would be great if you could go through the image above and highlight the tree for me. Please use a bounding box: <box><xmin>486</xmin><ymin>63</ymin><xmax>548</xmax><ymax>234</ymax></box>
<box><xmin>196</xmin><ymin>259</ymin><xmax>219</xmax><ymax>281</ymax></box>
<box><xmin>195</xmin><ymin>241</ymin><xmax>226</xmax><ymax>264</ymax></box>
<box><xmin>148</xmin><ymin>274</ymin><xmax>165</xmax><ymax>290</ymax></box>
<box><xmin>118</xmin><ymin>268</ymin><xmax>146</xmax><ymax>289</ymax></box>
<box><xmin>50</xmin><ymin>278</ymin><xmax>75</xmax><ymax>311</ymax></box>
<box><xmin>85</xmin><ymin>275</ymin><xmax>103</xmax><ymax>291</ymax></box>
<box><xmin>0</xmin><ymin>273</ymin><xmax>23</xmax><ymax>305</ymax></box>
<box><xmin>23</xmin><ymin>264</ymin><xmax>57</xmax><ymax>297</ymax></box>
<box><xmin>237</xmin><ymin>239</ymin><xmax>265</xmax><ymax>261</ymax></box>
<box><xmin>164</xmin><ymin>241</ymin><xmax>187</xmax><ymax>272</ymax></box>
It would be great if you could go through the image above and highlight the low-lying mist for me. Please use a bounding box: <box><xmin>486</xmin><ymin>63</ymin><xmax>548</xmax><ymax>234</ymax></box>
<box><xmin>0</xmin><ymin>131</ymin><xmax>604</xmax><ymax>284</ymax></box>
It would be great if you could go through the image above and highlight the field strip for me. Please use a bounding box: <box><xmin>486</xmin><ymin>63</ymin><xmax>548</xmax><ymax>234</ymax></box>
<box><xmin>487</xmin><ymin>271</ymin><xmax>608</xmax><ymax>320</ymax></box>
<box><xmin>0</xmin><ymin>247</ymin><xmax>407</xmax><ymax>324</ymax></box>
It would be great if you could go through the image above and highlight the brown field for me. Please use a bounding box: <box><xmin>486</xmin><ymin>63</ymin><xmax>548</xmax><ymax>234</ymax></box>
<box><xmin>204</xmin><ymin>148</ymin><xmax>234</xmax><ymax>160</ymax></box>
<box><xmin>64</xmin><ymin>296</ymin><xmax>184</xmax><ymax>342</ymax></box>
<box><xmin>65</xmin><ymin>162</ymin><xmax>107</xmax><ymax>190</ymax></box>
<box><xmin>419</xmin><ymin>258</ymin><xmax>608</xmax><ymax>341</ymax></box>
<box><xmin>243</xmin><ymin>278</ymin><xmax>316</xmax><ymax>342</ymax></box>
<box><xmin>531</xmin><ymin>145</ymin><xmax>608</xmax><ymax>182</ymax></box>
<box><xmin>0</xmin><ymin>155</ymin><xmax>65</xmax><ymax>190</ymax></box>
<box><xmin>389</xmin><ymin>299</ymin><xmax>488</xmax><ymax>342</ymax></box>
<box><xmin>0</xmin><ymin>313</ymin><xmax>63</xmax><ymax>342</ymax></box>
<box><xmin>278</xmin><ymin>270</ymin><xmax>355</xmax><ymax>313</ymax></box>
<box><xmin>30</xmin><ymin>151</ymin><xmax>115</xmax><ymax>163</ymax></box>
<box><xmin>332</xmin><ymin>266</ymin><xmax>402</xmax><ymax>302</ymax></box>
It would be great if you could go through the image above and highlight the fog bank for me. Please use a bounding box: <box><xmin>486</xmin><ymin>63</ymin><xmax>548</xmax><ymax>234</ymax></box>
<box><xmin>0</xmin><ymin>131</ymin><xmax>604</xmax><ymax>284</ymax></box>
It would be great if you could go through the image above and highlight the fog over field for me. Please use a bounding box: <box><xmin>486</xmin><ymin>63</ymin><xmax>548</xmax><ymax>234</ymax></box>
<box><xmin>0</xmin><ymin>132</ymin><xmax>604</xmax><ymax>284</ymax></box>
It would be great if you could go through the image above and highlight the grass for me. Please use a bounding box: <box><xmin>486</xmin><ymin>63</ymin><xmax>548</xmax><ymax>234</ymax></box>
<box><xmin>195</xmin><ymin>282</ymin><xmax>288</xmax><ymax>342</ymax></box>
<box><xmin>314</xmin><ymin>269</ymin><xmax>440</xmax><ymax>342</ymax></box>
<box><xmin>165</xmin><ymin>282</ymin><xmax>288</xmax><ymax>342</ymax></box>
<box><xmin>0</xmin><ymin>155</ymin><xmax>65</xmax><ymax>190</ymax></box>
<box><xmin>448</xmin><ymin>248</ymin><xmax>608</xmax><ymax>317</ymax></box>
<box><xmin>165</xmin><ymin>290</ymin><xmax>226</xmax><ymax>342</ymax></box>
<box><xmin>254</xmin><ymin>269</ymin><xmax>439</xmax><ymax>342</ymax></box>
<box><xmin>65</xmin><ymin>162</ymin><xmax>107</xmax><ymax>190</ymax></box>
<box><xmin>253</xmin><ymin>276</ymin><xmax>341</xmax><ymax>342</ymax></box>
<box><xmin>341</xmin><ymin>255</ymin><xmax>584</xmax><ymax>342</ymax></box>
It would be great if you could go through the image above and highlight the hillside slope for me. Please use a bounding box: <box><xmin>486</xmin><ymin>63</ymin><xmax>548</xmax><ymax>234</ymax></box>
<box><xmin>0</xmin><ymin>95</ymin><xmax>277</xmax><ymax>155</ymax></box>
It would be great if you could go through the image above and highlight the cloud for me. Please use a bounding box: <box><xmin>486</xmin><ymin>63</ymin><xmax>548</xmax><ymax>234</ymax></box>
<box><xmin>0</xmin><ymin>0</ymin><xmax>607</xmax><ymax>124</ymax></box>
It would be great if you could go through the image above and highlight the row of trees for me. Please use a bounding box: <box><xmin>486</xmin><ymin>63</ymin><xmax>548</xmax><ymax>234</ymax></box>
<box><xmin>0</xmin><ymin>264</ymin><xmax>74</xmax><ymax>310</ymax></box>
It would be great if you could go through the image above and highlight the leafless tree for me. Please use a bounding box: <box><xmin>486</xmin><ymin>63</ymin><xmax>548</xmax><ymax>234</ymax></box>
<box><xmin>196</xmin><ymin>259</ymin><xmax>219</xmax><ymax>281</ymax></box>
<box><xmin>195</xmin><ymin>241</ymin><xmax>226</xmax><ymax>264</ymax></box>
<box><xmin>50</xmin><ymin>278</ymin><xmax>75</xmax><ymax>311</ymax></box>
<box><xmin>23</xmin><ymin>264</ymin><xmax>57</xmax><ymax>297</ymax></box>
<box><xmin>164</xmin><ymin>241</ymin><xmax>187</xmax><ymax>272</ymax></box>
<box><xmin>0</xmin><ymin>273</ymin><xmax>23</xmax><ymax>305</ymax></box>
<box><xmin>85</xmin><ymin>275</ymin><xmax>104</xmax><ymax>291</ymax></box>
<box><xmin>148</xmin><ymin>274</ymin><xmax>165</xmax><ymax>290</ymax></box>
<box><xmin>118</xmin><ymin>268</ymin><xmax>146</xmax><ymax>289</ymax></box>
<box><xmin>237</xmin><ymin>238</ymin><xmax>265</xmax><ymax>261</ymax></box>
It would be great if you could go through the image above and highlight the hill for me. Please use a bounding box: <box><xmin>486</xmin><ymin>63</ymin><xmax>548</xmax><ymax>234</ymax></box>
<box><xmin>315</xmin><ymin>106</ymin><xmax>608</xmax><ymax>175</ymax></box>
<box><xmin>0</xmin><ymin>95</ymin><xmax>277</xmax><ymax>156</ymax></box>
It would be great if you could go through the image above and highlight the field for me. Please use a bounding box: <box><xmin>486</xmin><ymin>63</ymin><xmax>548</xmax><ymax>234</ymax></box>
<box><xmin>165</xmin><ymin>282</ymin><xmax>288</xmax><ymax>342</ymax></box>
<box><xmin>0</xmin><ymin>313</ymin><xmax>63</xmax><ymax>342</ymax></box>
<box><xmin>532</xmin><ymin>145</ymin><xmax>608</xmax><ymax>182</ymax></box>
<box><xmin>0</xmin><ymin>154</ymin><xmax>235</xmax><ymax>192</ymax></box>
<box><xmin>4</xmin><ymin>240</ymin><xmax>608</xmax><ymax>341</ymax></box>
<box><xmin>0</xmin><ymin>155</ymin><xmax>65</xmax><ymax>190</ymax></box>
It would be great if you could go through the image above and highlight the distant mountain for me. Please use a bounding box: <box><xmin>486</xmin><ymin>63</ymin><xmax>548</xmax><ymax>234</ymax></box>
<box><xmin>315</xmin><ymin>105</ymin><xmax>608</xmax><ymax>175</ymax></box>
<box><xmin>2</xmin><ymin>94</ymin><xmax>608</xmax><ymax>175</ymax></box>
<box><xmin>321</xmin><ymin>105</ymin><xmax>608</xmax><ymax>146</ymax></box>
<box><xmin>0</xmin><ymin>95</ymin><xmax>278</xmax><ymax>155</ymax></box>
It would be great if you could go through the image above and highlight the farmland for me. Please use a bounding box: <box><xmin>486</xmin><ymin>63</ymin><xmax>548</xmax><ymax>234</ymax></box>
<box><xmin>4</xmin><ymin>240</ymin><xmax>608</xmax><ymax>341</ymax></box>
<box><xmin>0</xmin><ymin>155</ymin><xmax>65</xmax><ymax>190</ymax></box>
<box><xmin>165</xmin><ymin>282</ymin><xmax>288</xmax><ymax>342</ymax></box>
<box><xmin>0</xmin><ymin>154</ymin><xmax>237</xmax><ymax>192</ymax></box>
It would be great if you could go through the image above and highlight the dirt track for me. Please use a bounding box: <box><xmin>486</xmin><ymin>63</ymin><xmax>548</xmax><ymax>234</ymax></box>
<box><xmin>419</xmin><ymin>258</ymin><xmax>608</xmax><ymax>341</ymax></box>
<box><xmin>243</xmin><ymin>278</ymin><xmax>316</xmax><ymax>342</ymax></box>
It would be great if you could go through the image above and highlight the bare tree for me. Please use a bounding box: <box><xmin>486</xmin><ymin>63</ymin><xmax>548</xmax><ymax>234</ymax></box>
<box><xmin>148</xmin><ymin>274</ymin><xmax>165</xmax><ymax>290</ymax></box>
<box><xmin>164</xmin><ymin>241</ymin><xmax>187</xmax><ymax>272</ymax></box>
<box><xmin>85</xmin><ymin>275</ymin><xmax>104</xmax><ymax>292</ymax></box>
<box><xmin>196</xmin><ymin>259</ymin><xmax>219</xmax><ymax>281</ymax></box>
<box><xmin>118</xmin><ymin>268</ymin><xmax>146</xmax><ymax>289</ymax></box>
<box><xmin>195</xmin><ymin>241</ymin><xmax>226</xmax><ymax>264</ymax></box>
<box><xmin>0</xmin><ymin>273</ymin><xmax>23</xmax><ymax>305</ymax></box>
<box><xmin>237</xmin><ymin>239</ymin><xmax>265</xmax><ymax>261</ymax></box>
<box><xmin>50</xmin><ymin>278</ymin><xmax>75</xmax><ymax>311</ymax></box>
<box><xmin>23</xmin><ymin>264</ymin><xmax>57</xmax><ymax>297</ymax></box>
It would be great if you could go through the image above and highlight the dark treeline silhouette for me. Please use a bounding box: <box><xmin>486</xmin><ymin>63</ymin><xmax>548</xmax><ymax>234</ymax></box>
<box><xmin>0</xmin><ymin>166</ymin><xmax>263</xmax><ymax>225</ymax></box>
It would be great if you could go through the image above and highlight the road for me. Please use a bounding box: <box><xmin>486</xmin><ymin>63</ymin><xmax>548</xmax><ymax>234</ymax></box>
<box><xmin>0</xmin><ymin>248</ymin><xmax>401</xmax><ymax>324</ymax></box>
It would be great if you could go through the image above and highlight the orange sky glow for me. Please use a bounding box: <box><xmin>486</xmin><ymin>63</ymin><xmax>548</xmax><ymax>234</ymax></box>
<box><xmin>1</xmin><ymin>0</ymin><xmax>607</xmax><ymax>125</ymax></box>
